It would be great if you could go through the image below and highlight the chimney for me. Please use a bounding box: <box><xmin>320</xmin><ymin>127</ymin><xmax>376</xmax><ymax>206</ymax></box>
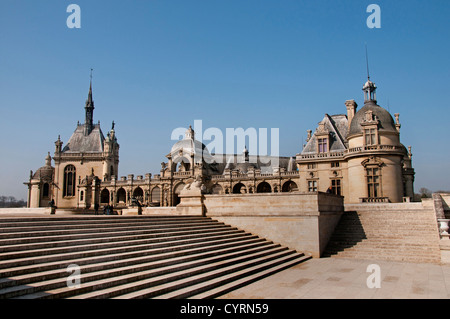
<box><xmin>345</xmin><ymin>100</ymin><xmax>358</xmax><ymax>128</ymax></box>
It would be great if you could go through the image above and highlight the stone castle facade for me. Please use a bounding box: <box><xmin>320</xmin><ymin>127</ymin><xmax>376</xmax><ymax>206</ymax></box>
<box><xmin>25</xmin><ymin>76</ymin><xmax>415</xmax><ymax>209</ymax></box>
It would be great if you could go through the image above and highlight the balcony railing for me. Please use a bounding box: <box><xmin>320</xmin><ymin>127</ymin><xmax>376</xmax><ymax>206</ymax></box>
<box><xmin>359</xmin><ymin>197</ymin><xmax>390</xmax><ymax>203</ymax></box>
<box><xmin>297</xmin><ymin>144</ymin><xmax>404</xmax><ymax>161</ymax></box>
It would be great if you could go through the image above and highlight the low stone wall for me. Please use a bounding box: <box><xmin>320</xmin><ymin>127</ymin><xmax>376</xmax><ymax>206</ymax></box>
<box><xmin>203</xmin><ymin>192</ymin><xmax>344</xmax><ymax>258</ymax></box>
<box><xmin>0</xmin><ymin>207</ymin><xmax>52</xmax><ymax>215</ymax></box>
<box><xmin>122</xmin><ymin>207</ymin><xmax>178</xmax><ymax>215</ymax></box>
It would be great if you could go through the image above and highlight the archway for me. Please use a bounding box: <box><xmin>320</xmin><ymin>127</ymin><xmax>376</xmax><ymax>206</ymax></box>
<box><xmin>100</xmin><ymin>188</ymin><xmax>110</xmax><ymax>204</ymax></box>
<box><xmin>117</xmin><ymin>188</ymin><xmax>126</xmax><ymax>204</ymax></box>
<box><xmin>173</xmin><ymin>183</ymin><xmax>186</xmax><ymax>206</ymax></box>
<box><xmin>256</xmin><ymin>182</ymin><xmax>272</xmax><ymax>193</ymax></box>
<box><xmin>282</xmin><ymin>181</ymin><xmax>298</xmax><ymax>193</ymax></box>
<box><xmin>151</xmin><ymin>186</ymin><xmax>161</xmax><ymax>205</ymax></box>
<box><xmin>211</xmin><ymin>184</ymin><xmax>223</xmax><ymax>195</ymax></box>
<box><xmin>233</xmin><ymin>183</ymin><xmax>247</xmax><ymax>194</ymax></box>
<box><xmin>133</xmin><ymin>187</ymin><xmax>144</xmax><ymax>204</ymax></box>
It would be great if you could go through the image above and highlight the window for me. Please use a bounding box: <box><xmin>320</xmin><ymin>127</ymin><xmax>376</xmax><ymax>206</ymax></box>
<box><xmin>331</xmin><ymin>162</ymin><xmax>340</xmax><ymax>168</ymax></box>
<box><xmin>364</xmin><ymin>128</ymin><xmax>377</xmax><ymax>146</ymax></box>
<box><xmin>80</xmin><ymin>191</ymin><xmax>84</xmax><ymax>201</ymax></box>
<box><xmin>367</xmin><ymin>167</ymin><xmax>381</xmax><ymax>198</ymax></box>
<box><xmin>318</xmin><ymin>138</ymin><xmax>328</xmax><ymax>153</ymax></box>
<box><xmin>63</xmin><ymin>165</ymin><xmax>76</xmax><ymax>197</ymax></box>
<box><xmin>42</xmin><ymin>183</ymin><xmax>49</xmax><ymax>198</ymax></box>
<box><xmin>308</xmin><ymin>180</ymin><xmax>317</xmax><ymax>192</ymax></box>
<box><xmin>331</xmin><ymin>179</ymin><xmax>341</xmax><ymax>196</ymax></box>
<box><xmin>307</xmin><ymin>163</ymin><xmax>317</xmax><ymax>169</ymax></box>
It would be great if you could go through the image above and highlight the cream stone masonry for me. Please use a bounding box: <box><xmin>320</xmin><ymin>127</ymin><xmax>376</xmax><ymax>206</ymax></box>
<box><xmin>26</xmin><ymin>75</ymin><xmax>414</xmax><ymax>210</ymax></box>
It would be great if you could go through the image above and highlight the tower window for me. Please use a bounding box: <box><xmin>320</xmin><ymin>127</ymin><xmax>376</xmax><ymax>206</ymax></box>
<box><xmin>308</xmin><ymin>180</ymin><xmax>318</xmax><ymax>192</ymax></box>
<box><xmin>63</xmin><ymin>165</ymin><xmax>76</xmax><ymax>197</ymax></box>
<box><xmin>364</xmin><ymin>128</ymin><xmax>377</xmax><ymax>146</ymax></box>
<box><xmin>331</xmin><ymin>179</ymin><xmax>341</xmax><ymax>196</ymax></box>
<box><xmin>367</xmin><ymin>167</ymin><xmax>381</xmax><ymax>198</ymax></box>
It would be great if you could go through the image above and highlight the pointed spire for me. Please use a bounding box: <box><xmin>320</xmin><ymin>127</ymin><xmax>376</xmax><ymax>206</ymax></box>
<box><xmin>84</xmin><ymin>69</ymin><xmax>95</xmax><ymax>136</ymax></box>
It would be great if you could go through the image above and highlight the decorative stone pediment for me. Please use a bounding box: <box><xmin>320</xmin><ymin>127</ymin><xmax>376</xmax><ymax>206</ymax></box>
<box><xmin>361</xmin><ymin>156</ymin><xmax>384</xmax><ymax>167</ymax></box>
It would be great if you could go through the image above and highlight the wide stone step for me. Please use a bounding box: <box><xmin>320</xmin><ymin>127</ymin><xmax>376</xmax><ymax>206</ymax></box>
<box><xmin>0</xmin><ymin>224</ymin><xmax>235</xmax><ymax>253</ymax></box>
<box><xmin>0</xmin><ymin>220</ymin><xmax>224</xmax><ymax>240</ymax></box>
<box><xmin>0</xmin><ymin>240</ymin><xmax>273</xmax><ymax>290</ymax></box>
<box><xmin>0</xmin><ymin>216</ymin><xmax>309</xmax><ymax>299</ymax></box>
<box><xmin>167</xmin><ymin>255</ymin><xmax>311</xmax><ymax>299</ymax></box>
<box><xmin>324</xmin><ymin>208</ymin><xmax>441</xmax><ymax>263</ymax></box>
<box><xmin>0</xmin><ymin>223</ymin><xmax>229</xmax><ymax>247</ymax></box>
<box><xmin>0</xmin><ymin>227</ymin><xmax>243</xmax><ymax>260</ymax></box>
<box><xmin>3</xmin><ymin>242</ymin><xmax>283</xmax><ymax>299</ymax></box>
<box><xmin>0</xmin><ymin>236</ymin><xmax>266</xmax><ymax>279</ymax></box>
<box><xmin>0</xmin><ymin>232</ymin><xmax>259</xmax><ymax>270</ymax></box>
<box><xmin>111</xmin><ymin>250</ymin><xmax>303</xmax><ymax>299</ymax></box>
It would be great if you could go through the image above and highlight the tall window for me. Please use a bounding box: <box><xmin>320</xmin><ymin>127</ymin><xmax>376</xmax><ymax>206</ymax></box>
<box><xmin>367</xmin><ymin>167</ymin><xmax>381</xmax><ymax>198</ymax></box>
<box><xmin>318</xmin><ymin>138</ymin><xmax>328</xmax><ymax>153</ymax></box>
<box><xmin>308</xmin><ymin>180</ymin><xmax>318</xmax><ymax>192</ymax></box>
<box><xmin>63</xmin><ymin>165</ymin><xmax>76</xmax><ymax>197</ymax></box>
<box><xmin>42</xmin><ymin>183</ymin><xmax>49</xmax><ymax>198</ymax></box>
<box><xmin>364</xmin><ymin>128</ymin><xmax>377</xmax><ymax>146</ymax></box>
<box><xmin>331</xmin><ymin>179</ymin><xmax>341</xmax><ymax>196</ymax></box>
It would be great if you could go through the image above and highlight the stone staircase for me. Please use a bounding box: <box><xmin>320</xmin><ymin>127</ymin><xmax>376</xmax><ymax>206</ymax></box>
<box><xmin>323</xmin><ymin>203</ymin><xmax>442</xmax><ymax>263</ymax></box>
<box><xmin>0</xmin><ymin>215</ymin><xmax>310</xmax><ymax>299</ymax></box>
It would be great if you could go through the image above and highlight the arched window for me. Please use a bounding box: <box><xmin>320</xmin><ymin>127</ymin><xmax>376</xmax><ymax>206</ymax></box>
<box><xmin>133</xmin><ymin>187</ymin><xmax>144</xmax><ymax>202</ymax></box>
<box><xmin>233</xmin><ymin>183</ymin><xmax>246</xmax><ymax>194</ymax></box>
<box><xmin>282</xmin><ymin>181</ymin><xmax>298</xmax><ymax>193</ymax></box>
<box><xmin>100</xmin><ymin>189</ymin><xmax>110</xmax><ymax>204</ymax></box>
<box><xmin>63</xmin><ymin>165</ymin><xmax>76</xmax><ymax>197</ymax></box>
<box><xmin>42</xmin><ymin>183</ymin><xmax>50</xmax><ymax>198</ymax></box>
<box><xmin>117</xmin><ymin>188</ymin><xmax>126</xmax><ymax>203</ymax></box>
<box><xmin>256</xmin><ymin>182</ymin><xmax>272</xmax><ymax>193</ymax></box>
<box><xmin>173</xmin><ymin>183</ymin><xmax>186</xmax><ymax>206</ymax></box>
<box><xmin>151</xmin><ymin>186</ymin><xmax>161</xmax><ymax>203</ymax></box>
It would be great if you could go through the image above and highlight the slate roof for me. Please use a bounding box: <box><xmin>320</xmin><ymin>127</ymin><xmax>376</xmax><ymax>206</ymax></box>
<box><xmin>301</xmin><ymin>114</ymin><xmax>349</xmax><ymax>154</ymax></box>
<box><xmin>62</xmin><ymin>124</ymin><xmax>105</xmax><ymax>153</ymax></box>
<box><xmin>349</xmin><ymin>101</ymin><xmax>397</xmax><ymax>136</ymax></box>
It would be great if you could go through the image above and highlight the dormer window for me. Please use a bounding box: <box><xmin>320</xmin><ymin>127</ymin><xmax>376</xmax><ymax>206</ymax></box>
<box><xmin>364</xmin><ymin>128</ymin><xmax>377</xmax><ymax>146</ymax></box>
<box><xmin>318</xmin><ymin>138</ymin><xmax>328</xmax><ymax>153</ymax></box>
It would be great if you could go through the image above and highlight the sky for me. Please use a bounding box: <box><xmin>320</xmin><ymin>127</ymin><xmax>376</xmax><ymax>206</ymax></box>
<box><xmin>0</xmin><ymin>0</ymin><xmax>449</xmax><ymax>200</ymax></box>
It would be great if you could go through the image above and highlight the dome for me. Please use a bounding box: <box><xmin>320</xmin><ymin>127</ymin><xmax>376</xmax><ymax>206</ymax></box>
<box><xmin>170</xmin><ymin>126</ymin><xmax>212</xmax><ymax>164</ymax></box>
<box><xmin>33</xmin><ymin>166</ymin><xmax>54</xmax><ymax>181</ymax></box>
<box><xmin>32</xmin><ymin>153</ymin><xmax>54</xmax><ymax>181</ymax></box>
<box><xmin>348</xmin><ymin>101</ymin><xmax>397</xmax><ymax>136</ymax></box>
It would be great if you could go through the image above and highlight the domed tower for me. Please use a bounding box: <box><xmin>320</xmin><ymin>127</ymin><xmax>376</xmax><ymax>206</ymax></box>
<box><xmin>25</xmin><ymin>153</ymin><xmax>55</xmax><ymax>208</ymax></box>
<box><xmin>345</xmin><ymin>77</ymin><xmax>411</xmax><ymax>203</ymax></box>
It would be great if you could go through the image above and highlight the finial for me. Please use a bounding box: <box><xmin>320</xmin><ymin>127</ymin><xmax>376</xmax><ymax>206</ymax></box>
<box><xmin>112</xmin><ymin>120</ymin><xmax>115</xmax><ymax>130</ymax></box>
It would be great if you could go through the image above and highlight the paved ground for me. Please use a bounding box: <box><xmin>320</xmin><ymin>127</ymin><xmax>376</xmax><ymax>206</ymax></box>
<box><xmin>219</xmin><ymin>257</ymin><xmax>450</xmax><ymax>299</ymax></box>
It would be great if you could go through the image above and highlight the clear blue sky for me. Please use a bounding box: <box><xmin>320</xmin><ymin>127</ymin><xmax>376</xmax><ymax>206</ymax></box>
<box><xmin>1</xmin><ymin>0</ymin><xmax>449</xmax><ymax>200</ymax></box>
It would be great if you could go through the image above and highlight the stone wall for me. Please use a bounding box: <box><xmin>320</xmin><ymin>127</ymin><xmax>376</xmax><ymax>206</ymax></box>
<box><xmin>203</xmin><ymin>192</ymin><xmax>344</xmax><ymax>258</ymax></box>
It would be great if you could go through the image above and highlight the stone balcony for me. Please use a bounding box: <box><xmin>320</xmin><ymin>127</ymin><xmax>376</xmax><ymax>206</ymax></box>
<box><xmin>297</xmin><ymin>144</ymin><xmax>405</xmax><ymax>162</ymax></box>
